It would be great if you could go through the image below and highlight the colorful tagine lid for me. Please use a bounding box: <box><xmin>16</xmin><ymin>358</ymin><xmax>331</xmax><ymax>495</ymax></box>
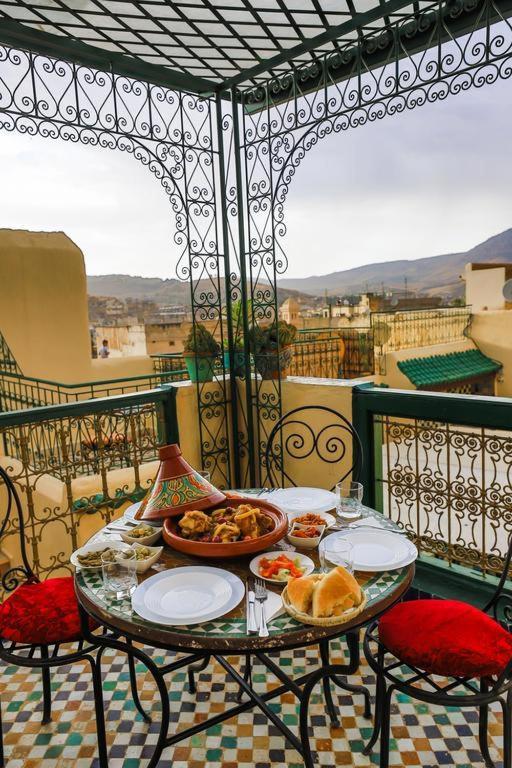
<box><xmin>140</xmin><ymin>444</ymin><xmax>226</xmax><ymax>521</ymax></box>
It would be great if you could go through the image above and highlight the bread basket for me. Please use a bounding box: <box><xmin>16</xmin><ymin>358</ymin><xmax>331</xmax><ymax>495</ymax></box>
<box><xmin>281</xmin><ymin>584</ymin><xmax>367</xmax><ymax>627</ymax></box>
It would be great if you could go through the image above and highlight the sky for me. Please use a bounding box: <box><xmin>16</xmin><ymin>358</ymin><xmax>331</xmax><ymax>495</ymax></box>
<box><xmin>0</xmin><ymin>76</ymin><xmax>511</xmax><ymax>280</ymax></box>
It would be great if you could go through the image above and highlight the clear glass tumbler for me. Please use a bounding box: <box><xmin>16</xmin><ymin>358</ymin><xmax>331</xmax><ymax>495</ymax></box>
<box><xmin>336</xmin><ymin>481</ymin><xmax>364</xmax><ymax>521</ymax></box>
<box><xmin>319</xmin><ymin>534</ymin><xmax>354</xmax><ymax>574</ymax></box>
<box><xmin>102</xmin><ymin>548</ymin><xmax>138</xmax><ymax>600</ymax></box>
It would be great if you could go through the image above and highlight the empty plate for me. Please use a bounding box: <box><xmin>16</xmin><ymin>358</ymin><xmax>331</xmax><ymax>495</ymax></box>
<box><xmin>132</xmin><ymin>566</ymin><xmax>244</xmax><ymax>626</ymax></box>
<box><xmin>267</xmin><ymin>487</ymin><xmax>337</xmax><ymax>515</ymax></box>
<box><xmin>326</xmin><ymin>529</ymin><xmax>417</xmax><ymax>572</ymax></box>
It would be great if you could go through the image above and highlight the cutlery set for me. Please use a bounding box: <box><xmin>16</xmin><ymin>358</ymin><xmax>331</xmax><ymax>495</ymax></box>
<box><xmin>246</xmin><ymin>578</ymin><xmax>269</xmax><ymax>636</ymax></box>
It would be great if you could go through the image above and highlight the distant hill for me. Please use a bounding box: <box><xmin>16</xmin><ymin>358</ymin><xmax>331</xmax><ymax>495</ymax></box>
<box><xmin>86</xmin><ymin>274</ymin><xmax>315</xmax><ymax>307</ymax></box>
<box><xmin>277</xmin><ymin>228</ymin><xmax>512</xmax><ymax>298</ymax></box>
<box><xmin>87</xmin><ymin>228</ymin><xmax>512</xmax><ymax>303</ymax></box>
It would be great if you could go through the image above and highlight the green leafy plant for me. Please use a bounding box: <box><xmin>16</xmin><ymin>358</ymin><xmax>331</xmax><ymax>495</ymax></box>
<box><xmin>183</xmin><ymin>324</ymin><xmax>220</xmax><ymax>356</ymax></box>
<box><xmin>249</xmin><ymin>320</ymin><xmax>297</xmax><ymax>379</ymax></box>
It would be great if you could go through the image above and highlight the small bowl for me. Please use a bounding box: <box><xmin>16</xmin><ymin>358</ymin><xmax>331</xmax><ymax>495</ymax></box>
<box><xmin>130</xmin><ymin>544</ymin><xmax>164</xmax><ymax>574</ymax></box>
<box><xmin>120</xmin><ymin>524</ymin><xmax>163</xmax><ymax>547</ymax></box>
<box><xmin>287</xmin><ymin>522</ymin><xmax>326</xmax><ymax>550</ymax></box>
<box><xmin>70</xmin><ymin>541</ymin><xmax>131</xmax><ymax>570</ymax></box>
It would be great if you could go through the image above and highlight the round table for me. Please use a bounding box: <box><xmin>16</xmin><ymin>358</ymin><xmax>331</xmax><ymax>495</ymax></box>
<box><xmin>75</xmin><ymin>498</ymin><xmax>414</xmax><ymax>768</ymax></box>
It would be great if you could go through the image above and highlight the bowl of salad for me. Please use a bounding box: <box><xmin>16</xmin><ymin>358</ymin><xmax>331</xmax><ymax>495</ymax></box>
<box><xmin>249</xmin><ymin>551</ymin><xmax>315</xmax><ymax>584</ymax></box>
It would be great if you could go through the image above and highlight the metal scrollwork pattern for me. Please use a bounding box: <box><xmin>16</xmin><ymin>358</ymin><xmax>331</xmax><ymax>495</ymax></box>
<box><xmin>377</xmin><ymin>415</ymin><xmax>512</xmax><ymax>574</ymax></box>
<box><xmin>0</xmin><ymin>44</ymin><xmax>232</xmax><ymax>488</ymax></box>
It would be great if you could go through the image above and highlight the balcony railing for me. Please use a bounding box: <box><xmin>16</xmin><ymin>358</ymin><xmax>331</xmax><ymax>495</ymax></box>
<box><xmin>354</xmin><ymin>384</ymin><xmax>512</xmax><ymax>578</ymax></box>
<box><xmin>290</xmin><ymin>329</ymin><xmax>375</xmax><ymax>379</ymax></box>
<box><xmin>0</xmin><ymin>367</ymin><xmax>188</xmax><ymax>412</ymax></box>
<box><xmin>371</xmin><ymin>306</ymin><xmax>471</xmax><ymax>352</ymax></box>
<box><xmin>0</xmin><ymin>387</ymin><xmax>178</xmax><ymax>594</ymax></box>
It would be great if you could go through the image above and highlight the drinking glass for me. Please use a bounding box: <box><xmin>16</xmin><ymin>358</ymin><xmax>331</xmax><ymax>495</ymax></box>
<box><xmin>319</xmin><ymin>534</ymin><xmax>354</xmax><ymax>573</ymax></box>
<box><xmin>336</xmin><ymin>481</ymin><xmax>363</xmax><ymax>521</ymax></box>
<box><xmin>102</xmin><ymin>548</ymin><xmax>137</xmax><ymax>600</ymax></box>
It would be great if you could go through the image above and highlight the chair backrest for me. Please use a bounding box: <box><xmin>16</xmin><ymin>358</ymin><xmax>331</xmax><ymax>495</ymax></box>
<box><xmin>484</xmin><ymin>534</ymin><xmax>512</xmax><ymax>626</ymax></box>
<box><xmin>264</xmin><ymin>405</ymin><xmax>363</xmax><ymax>491</ymax></box>
<box><xmin>0</xmin><ymin>465</ymin><xmax>35</xmax><ymax>594</ymax></box>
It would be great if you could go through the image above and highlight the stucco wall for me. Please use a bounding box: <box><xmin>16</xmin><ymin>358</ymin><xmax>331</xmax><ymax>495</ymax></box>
<box><xmin>470</xmin><ymin>311</ymin><xmax>512</xmax><ymax>397</ymax></box>
<box><xmin>0</xmin><ymin>229</ymin><xmax>93</xmax><ymax>380</ymax></box>
<box><xmin>465</xmin><ymin>264</ymin><xmax>506</xmax><ymax>312</ymax></box>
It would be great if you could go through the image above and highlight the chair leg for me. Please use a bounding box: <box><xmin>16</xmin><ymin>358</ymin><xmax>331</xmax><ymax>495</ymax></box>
<box><xmin>363</xmin><ymin>667</ymin><xmax>386</xmax><ymax>756</ymax></box>
<box><xmin>379</xmin><ymin>685</ymin><xmax>393</xmax><ymax>768</ymax></box>
<box><xmin>125</xmin><ymin>639</ymin><xmax>151</xmax><ymax>723</ymax></box>
<box><xmin>0</xmin><ymin>693</ymin><xmax>4</xmax><ymax>768</ymax></box>
<box><xmin>502</xmin><ymin>689</ymin><xmax>512</xmax><ymax>768</ymax></box>
<box><xmin>89</xmin><ymin>656</ymin><xmax>109</xmax><ymax>768</ymax></box>
<box><xmin>40</xmin><ymin>647</ymin><xmax>52</xmax><ymax>725</ymax></box>
<box><xmin>187</xmin><ymin>655</ymin><xmax>211</xmax><ymax>694</ymax></box>
<box><xmin>479</xmin><ymin>679</ymin><xmax>495</xmax><ymax>768</ymax></box>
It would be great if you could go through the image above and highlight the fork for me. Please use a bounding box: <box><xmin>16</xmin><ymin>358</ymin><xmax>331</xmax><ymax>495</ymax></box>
<box><xmin>254</xmin><ymin>578</ymin><xmax>269</xmax><ymax>638</ymax></box>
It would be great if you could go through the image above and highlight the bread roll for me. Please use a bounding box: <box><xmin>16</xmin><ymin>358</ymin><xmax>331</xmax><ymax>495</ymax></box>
<box><xmin>287</xmin><ymin>574</ymin><xmax>322</xmax><ymax>613</ymax></box>
<box><xmin>312</xmin><ymin>567</ymin><xmax>362</xmax><ymax>618</ymax></box>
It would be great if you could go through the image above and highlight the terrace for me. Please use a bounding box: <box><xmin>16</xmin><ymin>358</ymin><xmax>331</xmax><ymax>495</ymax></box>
<box><xmin>0</xmin><ymin>1</ymin><xmax>512</xmax><ymax>766</ymax></box>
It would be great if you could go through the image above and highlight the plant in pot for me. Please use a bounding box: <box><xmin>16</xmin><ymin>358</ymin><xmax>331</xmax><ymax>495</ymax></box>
<box><xmin>249</xmin><ymin>320</ymin><xmax>297</xmax><ymax>380</ymax></box>
<box><xmin>183</xmin><ymin>324</ymin><xmax>220</xmax><ymax>383</ymax></box>
<box><xmin>222</xmin><ymin>300</ymin><xmax>250</xmax><ymax>376</ymax></box>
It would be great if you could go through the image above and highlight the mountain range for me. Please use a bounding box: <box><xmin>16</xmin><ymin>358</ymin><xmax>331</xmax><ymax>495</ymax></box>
<box><xmin>87</xmin><ymin>228</ymin><xmax>512</xmax><ymax>303</ymax></box>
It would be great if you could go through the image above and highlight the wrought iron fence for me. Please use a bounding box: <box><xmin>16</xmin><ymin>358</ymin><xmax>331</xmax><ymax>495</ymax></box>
<box><xmin>371</xmin><ymin>307</ymin><xmax>471</xmax><ymax>353</ymax></box>
<box><xmin>0</xmin><ymin>368</ymin><xmax>188</xmax><ymax>413</ymax></box>
<box><xmin>354</xmin><ymin>385</ymin><xmax>512</xmax><ymax>576</ymax></box>
<box><xmin>0</xmin><ymin>388</ymin><xmax>178</xmax><ymax>593</ymax></box>
<box><xmin>290</xmin><ymin>329</ymin><xmax>374</xmax><ymax>379</ymax></box>
<box><xmin>151</xmin><ymin>353</ymin><xmax>188</xmax><ymax>377</ymax></box>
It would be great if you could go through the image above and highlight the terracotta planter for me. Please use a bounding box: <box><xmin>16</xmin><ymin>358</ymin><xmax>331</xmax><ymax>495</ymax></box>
<box><xmin>183</xmin><ymin>352</ymin><xmax>217</xmax><ymax>382</ymax></box>
<box><xmin>162</xmin><ymin>497</ymin><xmax>288</xmax><ymax>558</ymax></box>
<box><xmin>254</xmin><ymin>345</ymin><xmax>293</xmax><ymax>380</ymax></box>
<box><xmin>140</xmin><ymin>444</ymin><xmax>225</xmax><ymax>521</ymax></box>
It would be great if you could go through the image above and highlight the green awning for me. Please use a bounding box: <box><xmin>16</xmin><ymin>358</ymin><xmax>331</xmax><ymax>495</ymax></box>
<box><xmin>398</xmin><ymin>349</ymin><xmax>502</xmax><ymax>388</ymax></box>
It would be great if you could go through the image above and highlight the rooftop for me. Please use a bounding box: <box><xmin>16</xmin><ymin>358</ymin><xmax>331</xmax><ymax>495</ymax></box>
<box><xmin>397</xmin><ymin>348</ymin><xmax>502</xmax><ymax>388</ymax></box>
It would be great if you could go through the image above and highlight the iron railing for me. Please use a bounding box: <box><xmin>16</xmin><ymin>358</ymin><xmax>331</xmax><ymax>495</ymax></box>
<box><xmin>371</xmin><ymin>306</ymin><xmax>471</xmax><ymax>353</ymax></box>
<box><xmin>353</xmin><ymin>385</ymin><xmax>512</xmax><ymax>577</ymax></box>
<box><xmin>151</xmin><ymin>353</ymin><xmax>188</xmax><ymax>376</ymax></box>
<box><xmin>0</xmin><ymin>387</ymin><xmax>178</xmax><ymax>591</ymax></box>
<box><xmin>0</xmin><ymin>368</ymin><xmax>188</xmax><ymax>413</ymax></box>
<box><xmin>291</xmin><ymin>328</ymin><xmax>374</xmax><ymax>379</ymax></box>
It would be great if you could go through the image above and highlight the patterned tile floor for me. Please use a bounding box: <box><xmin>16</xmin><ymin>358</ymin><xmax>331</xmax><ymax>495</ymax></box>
<box><xmin>0</xmin><ymin>639</ymin><xmax>505</xmax><ymax>768</ymax></box>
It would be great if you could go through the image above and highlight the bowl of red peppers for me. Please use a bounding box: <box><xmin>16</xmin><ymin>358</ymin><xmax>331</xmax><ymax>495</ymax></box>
<box><xmin>287</xmin><ymin>522</ymin><xmax>326</xmax><ymax>550</ymax></box>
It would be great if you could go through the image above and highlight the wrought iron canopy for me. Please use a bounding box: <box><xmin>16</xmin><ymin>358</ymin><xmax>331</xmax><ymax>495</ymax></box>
<box><xmin>1</xmin><ymin>0</ymin><xmax>510</xmax><ymax>99</ymax></box>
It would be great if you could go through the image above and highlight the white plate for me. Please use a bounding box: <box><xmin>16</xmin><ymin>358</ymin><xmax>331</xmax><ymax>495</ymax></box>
<box><xmin>267</xmin><ymin>487</ymin><xmax>337</xmax><ymax>515</ymax></box>
<box><xmin>323</xmin><ymin>529</ymin><xmax>417</xmax><ymax>572</ymax></box>
<box><xmin>70</xmin><ymin>541</ymin><xmax>131</xmax><ymax>570</ymax></box>
<box><xmin>132</xmin><ymin>566</ymin><xmax>244</xmax><ymax>626</ymax></box>
<box><xmin>123</xmin><ymin>502</ymin><xmax>160</xmax><ymax>526</ymax></box>
<box><xmin>249</xmin><ymin>551</ymin><xmax>315</xmax><ymax>584</ymax></box>
<box><xmin>288</xmin><ymin>510</ymin><xmax>336</xmax><ymax>529</ymax></box>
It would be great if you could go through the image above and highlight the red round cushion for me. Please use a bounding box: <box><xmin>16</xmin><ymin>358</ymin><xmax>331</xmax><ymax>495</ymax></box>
<box><xmin>0</xmin><ymin>577</ymin><xmax>89</xmax><ymax>645</ymax></box>
<box><xmin>379</xmin><ymin>599</ymin><xmax>512</xmax><ymax>678</ymax></box>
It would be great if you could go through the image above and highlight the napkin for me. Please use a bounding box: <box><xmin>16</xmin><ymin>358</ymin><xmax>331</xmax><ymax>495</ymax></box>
<box><xmin>261</xmin><ymin>591</ymin><xmax>285</xmax><ymax>626</ymax></box>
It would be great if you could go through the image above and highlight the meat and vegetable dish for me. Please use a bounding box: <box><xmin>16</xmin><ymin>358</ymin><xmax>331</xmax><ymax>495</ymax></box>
<box><xmin>177</xmin><ymin>504</ymin><xmax>274</xmax><ymax>543</ymax></box>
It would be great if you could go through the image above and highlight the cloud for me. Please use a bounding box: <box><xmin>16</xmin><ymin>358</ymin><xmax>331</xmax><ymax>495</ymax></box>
<box><xmin>0</xmin><ymin>75</ymin><xmax>510</xmax><ymax>280</ymax></box>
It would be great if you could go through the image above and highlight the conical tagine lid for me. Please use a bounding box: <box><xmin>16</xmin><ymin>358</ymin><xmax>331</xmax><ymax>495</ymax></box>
<box><xmin>140</xmin><ymin>444</ymin><xmax>226</xmax><ymax>521</ymax></box>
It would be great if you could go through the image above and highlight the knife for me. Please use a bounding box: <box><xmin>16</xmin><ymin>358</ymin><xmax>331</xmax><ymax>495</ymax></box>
<box><xmin>247</xmin><ymin>586</ymin><xmax>258</xmax><ymax>634</ymax></box>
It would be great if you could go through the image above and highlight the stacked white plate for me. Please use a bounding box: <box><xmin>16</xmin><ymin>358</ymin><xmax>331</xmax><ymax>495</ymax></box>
<box><xmin>132</xmin><ymin>566</ymin><xmax>244</xmax><ymax>626</ymax></box>
<box><xmin>263</xmin><ymin>487</ymin><xmax>337</xmax><ymax>516</ymax></box>
<box><xmin>322</xmin><ymin>529</ymin><xmax>417</xmax><ymax>572</ymax></box>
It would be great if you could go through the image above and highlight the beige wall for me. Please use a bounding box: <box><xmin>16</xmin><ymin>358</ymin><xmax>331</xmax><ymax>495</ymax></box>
<box><xmin>95</xmin><ymin>324</ymin><xmax>147</xmax><ymax>357</ymax></box>
<box><xmin>464</xmin><ymin>264</ymin><xmax>507</xmax><ymax>312</ymax></box>
<box><xmin>0</xmin><ymin>229</ymin><xmax>93</xmax><ymax>380</ymax></box>
<box><xmin>380</xmin><ymin>340</ymin><xmax>475</xmax><ymax>390</ymax></box>
<box><xmin>470</xmin><ymin>311</ymin><xmax>512</xmax><ymax>396</ymax></box>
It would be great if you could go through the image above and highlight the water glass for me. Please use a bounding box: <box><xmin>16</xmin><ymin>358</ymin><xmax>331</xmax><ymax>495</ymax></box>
<box><xmin>319</xmin><ymin>534</ymin><xmax>354</xmax><ymax>573</ymax></box>
<box><xmin>102</xmin><ymin>548</ymin><xmax>137</xmax><ymax>600</ymax></box>
<box><xmin>336</xmin><ymin>481</ymin><xmax>363</xmax><ymax>521</ymax></box>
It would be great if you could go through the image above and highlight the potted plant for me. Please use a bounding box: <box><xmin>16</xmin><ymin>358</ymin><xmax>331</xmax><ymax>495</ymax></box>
<box><xmin>183</xmin><ymin>324</ymin><xmax>220</xmax><ymax>383</ymax></box>
<box><xmin>249</xmin><ymin>320</ymin><xmax>297</xmax><ymax>380</ymax></box>
<box><xmin>222</xmin><ymin>299</ymin><xmax>250</xmax><ymax>376</ymax></box>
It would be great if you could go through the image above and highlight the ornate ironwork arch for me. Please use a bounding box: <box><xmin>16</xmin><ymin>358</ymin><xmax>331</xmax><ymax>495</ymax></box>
<box><xmin>0</xmin><ymin>43</ymin><xmax>234</xmax><ymax>487</ymax></box>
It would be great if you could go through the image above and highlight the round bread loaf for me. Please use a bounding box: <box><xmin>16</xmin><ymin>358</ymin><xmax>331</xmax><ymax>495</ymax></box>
<box><xmin>286</xmin><ymin>573</ymin><xmax>322</xmax><ymax>613</ymax></box>
<box><xmin>286</xmin><ymin>567</ymin><xmax>361</xmax><ymax>618</ymax></box>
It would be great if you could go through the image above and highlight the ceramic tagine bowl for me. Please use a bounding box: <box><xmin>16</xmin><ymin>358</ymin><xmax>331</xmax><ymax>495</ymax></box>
<box><xmin>139</xmin><ymin>444</ymin><xmax>226</xmax><ymax>521</ymax></box>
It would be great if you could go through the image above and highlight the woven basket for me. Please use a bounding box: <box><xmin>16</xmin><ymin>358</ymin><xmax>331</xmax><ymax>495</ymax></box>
<box><xmin>281</xmin><ymin>586</ymin><xmax>367</xmax><ymax>627</ymax></box>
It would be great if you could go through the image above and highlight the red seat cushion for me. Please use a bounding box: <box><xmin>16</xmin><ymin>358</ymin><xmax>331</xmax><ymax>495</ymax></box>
<box><xmin>379</xmin><ymin>599</ymin><xmax>512</xmax><ymax>678</ymax></box>
<box><xmin>0</xmin><ymin>577</ymin><xmax>90</xmax><ymax>645</ymax></box>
